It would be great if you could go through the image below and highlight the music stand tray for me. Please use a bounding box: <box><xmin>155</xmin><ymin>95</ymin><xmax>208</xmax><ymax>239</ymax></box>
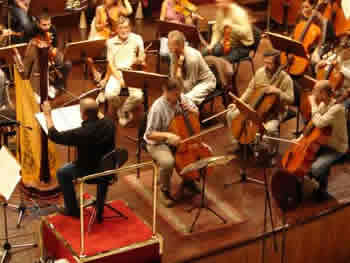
<box><xmin>0</xmin><ymin>43</ymin><xmax>27</xmax><ymax>65</ymax></box>
<box><xmin>156</xmin><ymin>20</ymin><xmax>201</xmax><ymax>46</ymax></box>
<box><xmin>266</xmin><ymin>32</ymin><xmax>307</xmax><ymax>58</ymax></box>
<box><xmin>121</xmin><ymin>69</ymin><xmax>168</xmax><ymax>112</ymax></box>
<box><xmin>64</xmin><ymin>39</ymin><xmax>106</xmax><ymax>62</ymax></box>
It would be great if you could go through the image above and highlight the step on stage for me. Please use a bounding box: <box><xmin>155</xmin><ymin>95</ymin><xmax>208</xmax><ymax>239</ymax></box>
<box><xmin>39</xmin><ymin>200</ymin><xmax>162</xmax><ymax>263</ymax></box>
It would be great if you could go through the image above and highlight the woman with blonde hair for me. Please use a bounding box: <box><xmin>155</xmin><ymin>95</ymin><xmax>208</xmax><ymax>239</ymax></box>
<box><xmin>89</xmin><ymin>0</ymin><xmax>132</xmax><ymax>40</ymax></box>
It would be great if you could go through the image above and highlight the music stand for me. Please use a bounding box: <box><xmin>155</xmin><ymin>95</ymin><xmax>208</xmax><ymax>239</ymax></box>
<box><xmin>266</xmin><ymin>32</ymin><xmax>307</xmax><ymax>59</ymax></box>
<box><xmin>0</xmin><ymin>43</ymin><xmax>27</xmax><ymax>65</ymax></box>
<box><xmin>156</xmin><ymin>20</ymin><xmax>202</xmax><ymax>48</ymax></box>
<box><xmin>266</xmin><ymin>32</ymin><xmax>308</xmax><ymax>136</ymax></box>
<box><xmin>180</xmin><ymin>155</ymin><xmax>234</xmax><ymax>232</ymax></box>
<box><xmin>121</xmin><ymin>69</ymin><xmax>168</xmax><ymax>112</ymax></box>
<box><xmin>0</xmin><ymin>43</ymin><xmax>27</xmax><ymax>84</ymax></box>
<box><xmin>252</xmin><ymin>145</ymin><xmax>278</xmax><ymax>263</ymax></box>
<box><xmin>225</xmin><ymin>92</ymin><xmax>265</xmax><ymax>186</ymax></box>
<box><xmin>64</xmin><ymin>39</ymin><xmax>106</xmax><ymax>80</ymax></box>
<box><xmin>0</xmin><ymin>147</ymin><xmax>36</xmax><ymax>263</ymax></box>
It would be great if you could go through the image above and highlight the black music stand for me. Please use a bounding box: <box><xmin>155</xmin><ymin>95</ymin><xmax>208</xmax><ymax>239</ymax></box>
<box><xmin>64</xmin><ymin>39</ymin><xmax>106</xmax><ymax>79</ymax></box>
<box><xmin>0</xmin><ymin>43</ymin><xmax>28</xmax><ymax>84</ymax></box>
<box><xmin>121</xmin><ymin>69</ymin><xmax>168</xmax><ymax>113</ymax></box>
<box><xmin>0</xmin><ymin>147</ymin><xmax>36</xmax><ymax>263</ymax></box>
<box><xmin>251</xmin><ymin>144</ymin><xmax>279</xmax><ymax>263</ymax></box>
<box><xmin>180</xmin><ymin>157</ymin><xmax>230</xmax><ymax>233</ymax></box>
<box><xmin>266</xmin><ymin>32</ymin><xmax>307</xmax><ymax>60</ymax></box>
<box><xmin>225</xmin><ymin>93</ymin><xmax>265</xmax><ymax>186</ymax></box>
<box><xmin>266</xmin><ymin>32</ymin><xmax>308</xmax><ymax>136</ymax></box>
<box><xmin>156</xmin><ymin>20</ymin><xmax>202</xmax><ymax>48</ymax></box>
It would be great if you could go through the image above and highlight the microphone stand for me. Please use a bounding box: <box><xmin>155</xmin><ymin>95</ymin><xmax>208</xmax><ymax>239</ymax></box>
<box><xmin>0</xmin><ymin>113</ymin><xmax>37</xmax><ymax>229</ymax></box>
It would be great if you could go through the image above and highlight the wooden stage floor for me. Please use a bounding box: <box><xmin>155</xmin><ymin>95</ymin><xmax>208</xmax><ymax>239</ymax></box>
<box><xmin>1</xmin><ymin>8</ymin><xmax>350</xmax><ymax>263</ymax></box>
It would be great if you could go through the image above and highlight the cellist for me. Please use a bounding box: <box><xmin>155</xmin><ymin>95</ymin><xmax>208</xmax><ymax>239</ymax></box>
<box><xmin>226</xmin><ymin>49</ymin><xmax>294</xmax><ymax>152</ymax></box>
<box><xmin>296</xmin><ymin>80</ymin><xmax>348</xmax><ymax>201</ymax></box>
<box><xmin>144</xmin><ymin>78</ymin><xmax>200</xmax><ymax>208</ymax></box>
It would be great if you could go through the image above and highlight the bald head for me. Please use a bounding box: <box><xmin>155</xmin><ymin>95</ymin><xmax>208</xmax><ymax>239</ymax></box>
<box><xmin>80</xmin><ymin>98</ymin><xmax>99</xmax><ymax>120</ymax></box>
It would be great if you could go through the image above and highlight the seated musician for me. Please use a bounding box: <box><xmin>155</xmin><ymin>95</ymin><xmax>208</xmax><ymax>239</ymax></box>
<box><xmin>168</xmin><ymin>30</ymin><xmax>216</xmax><ymax>105</ymax></box>
<box><xmin>21</xmin><ymin>13</ymin><xmax>72</xmax><ymax>99</ymax></box>
<box><xmin>297</xmin><ymin>0</ymin><xmax>335</xmax><ymax>67</ymax></box>
<box><xmin>304</xmin><ymin>80</ymin><xmax>348</xmax><ymax>200</ymax></box>
<box><xmin>97</xmin><ymin>16</ymin><xmax>144</xmax><ymax>126</ymax></box>
<box><xmin>144</xmin><ymin>78</ymin><xmax>200</xmax><ymax>207</ymax></box>
<box><xmin>203</xmin><ymin>0</ymin><xmax>254</xmax><ymax>63</ymax></box>
<box><xmin>159</xmin><ymin>0</ymin><xmax>199</xmax><ymax>59</ymax></box>
<box><xmin>226</xmin><ymin>49</ymin><xmax>294</xmax><ymax>152</ymax></box>
<box><xmin>9</xmin><ymin>0</ymin><xmax>35</xmax><ymax>43</ymax></box>
<box><xmin>88</xmin><ymin>0</ymin><xmax>132</xmax><ymax>40</ymax></box>
<box><xmin>42</xmin><ymin>98</ymin><xmax>115</xmax><ymax>219</ymax></box>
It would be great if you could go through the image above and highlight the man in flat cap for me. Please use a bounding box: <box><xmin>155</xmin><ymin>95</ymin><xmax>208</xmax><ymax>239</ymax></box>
<box><xmin>226</xmin><ymin>48</ymin><xmax>294</xmax><ymax>152</ymax></box>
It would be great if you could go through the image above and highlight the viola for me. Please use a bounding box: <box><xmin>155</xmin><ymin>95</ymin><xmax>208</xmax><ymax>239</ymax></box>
<box><xmin>168</xmin><ymin>102</ymin><xmax>213</xmax><ymax>180</ymax></box>
<box><xmin>281</xmin><ymin>120</ymin><xmax>332</xmax><ymax>176</ymax></box>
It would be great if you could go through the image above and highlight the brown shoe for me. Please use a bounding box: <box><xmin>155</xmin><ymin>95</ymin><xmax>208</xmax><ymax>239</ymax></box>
<box><xmin>159</xmin><ymin>190</ymin><xmax>175</xmax><ymax>208</ymax></box>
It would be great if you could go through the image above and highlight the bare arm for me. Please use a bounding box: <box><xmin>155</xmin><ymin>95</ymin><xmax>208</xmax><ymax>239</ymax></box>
<box><xmin>95</xmin><ymin>7</ymin><xmax>106</xmax><ymax>32</ymax></box>
<box><xmin>160</xmin><ymin>0</ymin><xmax>168</xmax><ymax>21</ymax></box>
<box><xmin>119</xmin><ymin>0</ymin><xmax>133</xmax><ymax>16</ymax></box>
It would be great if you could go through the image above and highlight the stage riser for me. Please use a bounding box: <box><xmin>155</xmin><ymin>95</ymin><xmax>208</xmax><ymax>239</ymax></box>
<box><xmin>191</xmin><ymin>204</ymin><xmax>350</xmax><ymax>263</ymax></box>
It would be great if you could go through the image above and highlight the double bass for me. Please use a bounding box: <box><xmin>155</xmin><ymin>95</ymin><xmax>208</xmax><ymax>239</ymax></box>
<box><xmin>168</xmin><ymin>102</ymin><xmax>213</xmax><ymax>180</ymax></box>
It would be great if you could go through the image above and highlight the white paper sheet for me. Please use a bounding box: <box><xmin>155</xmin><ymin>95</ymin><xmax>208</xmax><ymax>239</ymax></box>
<box><xmin>35</xmin><ymin>104</ymin><xmax>82</xmax><ymax>134</ymax></box>
<box><xmin>0</xmin><ymin>147</ymin><xmax>21</xmax><ymax>201</ymax></box>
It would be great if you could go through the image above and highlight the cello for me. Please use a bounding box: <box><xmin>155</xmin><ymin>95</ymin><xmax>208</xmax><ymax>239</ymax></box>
<box><xmin>168</xmin><ymin>102</ymin><xmax>213</xmax><ymax>180</ymax></box>
<box><xmin>280</xmin><ymin>1</ymin><xmax>323</xmax><ymax>76</ymax></box>
<box><xmin>281</xmin><ymin>120</ymin><xmax>332</xmax><ymax>176</ymax></box>
<box><xmin>300</xmin><ymin>52</ymin><xmax>344</xmax><ymax>121</ymax></box>
<box><xmin>270</xmin><ymin>0</ymin><xmax>303</xmax><ymax>31</ymax></box>
<box><xmin>230</xmin><ymin>65</ymin><xmax>287</xmax><ymax>144</ymax></box>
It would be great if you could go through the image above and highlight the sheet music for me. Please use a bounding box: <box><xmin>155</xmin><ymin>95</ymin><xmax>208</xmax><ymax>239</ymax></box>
<box><xmin>342</xmin><ymin>0</ymin><xmax>350</xmax><ymax>19</ymax></box>
<box><xmin>35</xmin><ymin>104</ymin><xmax>82</xmax><ymax>134</ymax></box>
<box><xmin>0</xmin><ymin>147</ymin><xmax>21</xmax><ymax>201</ymax></box>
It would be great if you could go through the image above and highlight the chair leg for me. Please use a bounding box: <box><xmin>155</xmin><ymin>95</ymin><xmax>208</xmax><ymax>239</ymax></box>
<box><xmin>137</xmin><ymin>141</ymin><xmax>142</xmax><ymax>178</ymax></box>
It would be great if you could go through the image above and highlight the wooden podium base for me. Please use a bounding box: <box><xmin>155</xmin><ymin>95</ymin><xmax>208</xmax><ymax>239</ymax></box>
<box><xmin>39</xmin><ymin>200</ymin><xmax>162</xmax><ymax>263</ymax></box>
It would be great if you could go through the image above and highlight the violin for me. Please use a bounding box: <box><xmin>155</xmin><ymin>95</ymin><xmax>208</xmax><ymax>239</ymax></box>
<box><xmin>280</xmin><ymin>2</ymin><xmax>323</xmax><ymax>76</ymax></box>
<box><xmin>168</xmin><ymin>101</ymin><xmax>213</xmax><ymax>180</ymax></box>
<box><xmin>222</xmin><ymin>25</ymin><xmax>232</xmax><ymax>56</ymax></box>
<box><xmin>281</xmin><ymin>120</ymin><xmax>332</xmax><ymax>176</ymax></box>
<box><xmin>174</xmin><ymin>0</ymin><xmax>203</xmax><ymax>20</ymax></box>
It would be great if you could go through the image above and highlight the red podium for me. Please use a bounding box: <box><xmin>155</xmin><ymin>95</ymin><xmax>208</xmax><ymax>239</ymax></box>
<box><xmin>39</xmin><ymin>200</ymin><xmax>163</xmax><ymax>263</ymax></box>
